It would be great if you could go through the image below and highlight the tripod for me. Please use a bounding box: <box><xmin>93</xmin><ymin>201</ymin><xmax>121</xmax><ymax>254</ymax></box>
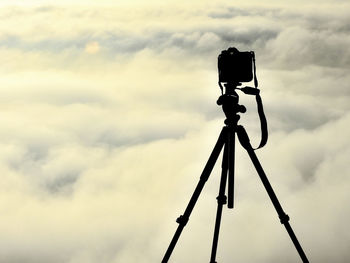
<box><xmin>162</xmin><ymin>84</ymin><xmax>309</xmax><ymax>263</ymax></box>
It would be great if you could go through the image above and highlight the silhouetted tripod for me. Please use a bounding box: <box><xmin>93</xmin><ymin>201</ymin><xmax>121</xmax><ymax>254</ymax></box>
<box><xmin>162</xmin><ymin>83</ymin><xmax>309</xmax><ymax>263</ymax></box>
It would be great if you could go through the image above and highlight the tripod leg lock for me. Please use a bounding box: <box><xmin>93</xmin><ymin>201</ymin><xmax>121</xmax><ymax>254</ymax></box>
<box><xmin>176</xmin><ymin>215</ymin><xmax>189</xmax><ymax>226</ymax></box>
<box><xmin>216</xmin><ymin>194</ymin><xmax>227</xmax><ymax>205</ymax></box>
<box><xmin>279</xmin><ymin>213</ymin><xmax>290</xmax><ymax>224</ymax></box>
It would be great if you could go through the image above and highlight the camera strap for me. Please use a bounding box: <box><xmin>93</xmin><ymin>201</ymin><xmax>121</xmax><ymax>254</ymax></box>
<box><xmin>255</xmin><ymin>92</ymin><xmax>268</xmax><ymax>149</ymax></box>
<box><xmin>252</xmin><ymin>51</ymin><xmax>268</xmax><ymax>150</ymax></box>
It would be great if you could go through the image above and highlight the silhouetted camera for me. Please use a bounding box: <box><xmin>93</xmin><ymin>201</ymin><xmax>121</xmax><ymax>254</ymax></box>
<box><xmin>218</xmin><ymin>47</ymin><xmax>254</xmax><ymax>83</ymax></box>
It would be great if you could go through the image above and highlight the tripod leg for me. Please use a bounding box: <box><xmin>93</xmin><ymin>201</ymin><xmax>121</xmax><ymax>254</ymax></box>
<box><xmin>227</xmin><ymin>127</ymin><xmax>235</xmax><ymax>209</ymax></box>
<box><xmin>236</xmin><ymin>125</ymin><xmax>309</xmax><ymax>263</ymax></box>
<box><xmin>210</xmin><ymin>142</ymin><xmax>229</xmax><ymax>263</ymax></box>
<box><xmin>162</xmin><ymin>127</ymin><xmax>227</xmax><ymax>263</ymax></box>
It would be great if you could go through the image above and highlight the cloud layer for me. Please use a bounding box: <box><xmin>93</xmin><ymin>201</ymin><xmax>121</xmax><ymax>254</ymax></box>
<box><xmin>0</xmin><ymin>2</ymin><xmax>349</xmax><ymax>262</ymax></box>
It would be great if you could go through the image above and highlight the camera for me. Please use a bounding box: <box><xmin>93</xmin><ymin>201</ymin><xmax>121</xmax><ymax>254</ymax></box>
<box><xmin>218</xmin><ymin>47</ymin><xmax>254</xmax><ymax>83</ymax></box>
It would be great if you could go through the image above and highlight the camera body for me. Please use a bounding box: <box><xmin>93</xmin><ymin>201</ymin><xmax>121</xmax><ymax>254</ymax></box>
<box><xmin>218</xmin><ymin>47</ymin><xmax>254</xmax><ymax>84</ymax></box>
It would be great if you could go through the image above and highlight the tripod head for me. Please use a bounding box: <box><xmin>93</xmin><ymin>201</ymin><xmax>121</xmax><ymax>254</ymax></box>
<box><xmin>217</xmin><ymin>82</ymin><xmax>246</xmax><ymax>126</ymax></box>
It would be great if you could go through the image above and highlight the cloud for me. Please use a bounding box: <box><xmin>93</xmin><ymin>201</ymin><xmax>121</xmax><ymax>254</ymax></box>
<box><xmin>0</xmin><ymin>2</ymin><xmax>349</xmax><ymax>263</ymax></box>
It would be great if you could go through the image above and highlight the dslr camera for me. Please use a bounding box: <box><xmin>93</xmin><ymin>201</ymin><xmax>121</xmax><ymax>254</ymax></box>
<box><xmin>218</xmin><ymin>47</ymin><xmax>255</xmax><ymax>84</ymax></box>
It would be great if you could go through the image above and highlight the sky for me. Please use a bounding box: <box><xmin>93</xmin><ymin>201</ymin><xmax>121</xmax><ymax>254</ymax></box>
<box><xmin>0</xmin><ymin>1</ymin><xmax>349</xmax><ymax>262</ymax></box>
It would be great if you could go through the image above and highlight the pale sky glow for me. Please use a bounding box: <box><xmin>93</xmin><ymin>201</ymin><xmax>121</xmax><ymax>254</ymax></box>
<box><xmin>0</xmin><ymin>1</ymin><xmax>349</xmax><ymax>263</ymax></box>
